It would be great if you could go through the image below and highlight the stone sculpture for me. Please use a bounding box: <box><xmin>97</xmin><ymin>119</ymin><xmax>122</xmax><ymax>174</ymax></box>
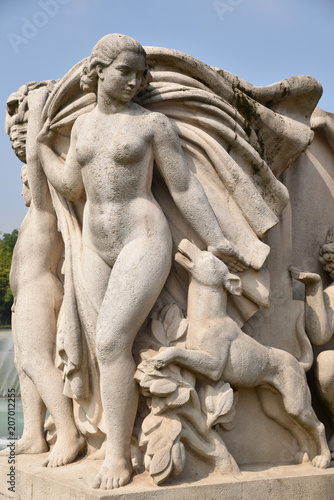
<box><xmin>3</xmin><ymin>33</ymin><xmax>333</xmax><ymax>492</ymax></box>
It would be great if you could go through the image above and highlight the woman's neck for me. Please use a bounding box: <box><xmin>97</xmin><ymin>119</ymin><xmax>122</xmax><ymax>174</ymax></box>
<box><xmin>96</xmin><ymin>92</ymin><xmax>129</xmax><ymax>115</ymax></box>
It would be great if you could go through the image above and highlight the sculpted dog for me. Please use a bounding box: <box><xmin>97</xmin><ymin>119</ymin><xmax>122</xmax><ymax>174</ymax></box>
<box><xmin>141</xmin><ymin>239</ymin><xmax>331</xmax><ymax>469</ymax></box>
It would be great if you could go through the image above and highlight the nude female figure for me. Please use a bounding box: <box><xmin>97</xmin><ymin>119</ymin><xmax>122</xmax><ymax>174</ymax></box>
<box><xmin>38</xmin><ymin>33</ymin><xmax>248</xmax><ymax>489</ymax></box>
<box><xmin>1</xmin><ymin>88</ymin><xmax>85</xmax><ymax>466</ymax></box>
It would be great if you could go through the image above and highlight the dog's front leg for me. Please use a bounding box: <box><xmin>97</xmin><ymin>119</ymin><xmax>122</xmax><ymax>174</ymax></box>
<box><xmin>140</xmin><ymin>347</ymin><xmax>222</xmax><ymax>380</ymax></box>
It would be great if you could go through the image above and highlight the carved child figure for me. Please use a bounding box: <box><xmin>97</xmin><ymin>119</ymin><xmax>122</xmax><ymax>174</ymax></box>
<box><xmin>290</xmin><ymin>226</ymin><xmax>334</xmax><ymax>456</ymax></box>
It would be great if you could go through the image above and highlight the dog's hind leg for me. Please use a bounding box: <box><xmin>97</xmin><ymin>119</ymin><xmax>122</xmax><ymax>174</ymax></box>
<box><xmin>257</xmin><ymin>386</ymin><xmax>315</xmax><ymax>463</ymax></box>
<box><xmin>271</xmin><ymin>362</ymin><xmax>331</xmax><ymax>468</ymax></box>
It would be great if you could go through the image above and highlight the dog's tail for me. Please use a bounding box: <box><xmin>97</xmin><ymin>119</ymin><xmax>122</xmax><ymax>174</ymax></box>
<box><xmin>295</xmin><ymin>310</ymin><xmax>313</xmax><ymax>372</ymax></box>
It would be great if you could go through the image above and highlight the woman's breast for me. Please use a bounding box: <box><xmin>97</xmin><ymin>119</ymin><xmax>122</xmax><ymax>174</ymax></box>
<box><xmin>76</xmin><ymin>127</ymin><xmax>151</xmax><ymax>166</ymax></box>
<box><xmin>111</xmin><ymin>134</ymin><xmax>149</xmax><ymax>164</ymax></box>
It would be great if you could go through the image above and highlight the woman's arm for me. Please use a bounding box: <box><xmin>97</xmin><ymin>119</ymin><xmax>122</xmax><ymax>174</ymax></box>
<box><xmin>152</xmin><ymin>113</ymin><xmax>248</xmax><ymax>271</ymax></box>
<box><xmin>37</xmin><ymin>117</ymin><xmax>84</xmax><ymax>201</ymax></box>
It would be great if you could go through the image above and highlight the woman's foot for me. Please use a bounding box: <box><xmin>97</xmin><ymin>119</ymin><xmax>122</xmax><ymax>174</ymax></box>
<box><xmin>92</xmin><ymin>456</ymin><xmax>132</xmax><ymax>489</ymax></box>
<box><xmin>0</xmin><ymin>435</ymin><xmax>48</xmax><ymax>456</ymax></box>
<box><xmin>42</xmin><ymin>433</ymin><xmax>86</xmax><ymax>467</ymax></box>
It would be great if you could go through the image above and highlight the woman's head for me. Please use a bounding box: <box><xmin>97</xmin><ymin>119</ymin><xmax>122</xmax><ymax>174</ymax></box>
<box><xmin>80</xmin><ymin>34</ymin><xmax>151</xmax><ymax>95</ymax></box>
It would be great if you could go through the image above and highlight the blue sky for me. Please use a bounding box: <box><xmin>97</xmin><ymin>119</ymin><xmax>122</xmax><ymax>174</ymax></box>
<box><xmin>1</xmin><ymin>0</ymin><xmax>333</xmax><ymax>233</ymax></box>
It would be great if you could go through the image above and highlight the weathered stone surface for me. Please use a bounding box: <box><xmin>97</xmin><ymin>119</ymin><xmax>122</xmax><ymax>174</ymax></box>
<box><xmin>1</xmin><ymin>455</ymin><xmax>334</xmax><ymax>500</ymax></box>
<box><xmin>3</xmin><ymin>32</ymin><xmax>334</xmax><ymax>497</ymax></box>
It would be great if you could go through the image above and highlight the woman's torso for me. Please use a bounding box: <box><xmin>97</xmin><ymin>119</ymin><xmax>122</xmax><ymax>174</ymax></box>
<box><xmin>75</xmin><ymin>106</ymin><xmax>170</xmax><ymax>265</ymax></box>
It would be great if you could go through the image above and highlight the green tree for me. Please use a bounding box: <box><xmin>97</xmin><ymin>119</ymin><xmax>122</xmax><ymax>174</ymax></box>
<box><xmin>0</xmin><ymin>230</ymin><xmax>18</xmax><ymax>325</ymax></box>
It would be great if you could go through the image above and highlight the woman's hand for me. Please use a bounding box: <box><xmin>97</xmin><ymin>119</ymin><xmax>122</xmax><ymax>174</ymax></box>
<box><xmin>37</xmin><ymin>119</ymin><xmax>57</xmax><ymax>146</ymax></box>
<box><xmin>208</xmin><ymin>240</ymin><xmax>249</xmax><ymax>273</ymax></box>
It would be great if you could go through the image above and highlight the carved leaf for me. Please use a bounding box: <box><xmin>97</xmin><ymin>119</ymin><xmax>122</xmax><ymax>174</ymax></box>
<box><xmin>139</xmin><ymin>348</ymin><xmax>160</xmax><ymax>362</ymax></box>
<box><xmin>202</xmin><ymin>381</ymin><xmax>235</xmax><ymax>428</ymax></box>
<box><xmin>141</xmin><ymin>387</ymin><xmax>152</xmax><ymax>398</ymax></box>
<box><xmin>161</xmin><ymin>417</ymin><xmax>182</xmax><ymax>442</ymax></box>
<box><xmin>171</xmin><ymin>441</ymin><xmax>186</xmax><ymax>476</ymax></box>
<box><xmin>163</xmin><ymin>304</ymin><xmax>185</xmax><ymax>344</ymax></box>
<box><xmin>215</xmin><ymin>406</ymin><xmax>237</xmax><ymax>430</ymax></box>
<box><xmin>180</xmin><ymin>368</ymin><xmax>196</xmax><ymax>387</ymax></box>
<box><xmin>150</xmin><ymin>447</ymin><xmax>172</xmax><ymax>475</ymax></box>
<box><xmin>151</xmin><ymin>453</ymin><xmax>174</xmax><ymax>485</ymax></box>
<box><xmin>141</xmin><ymin>413</ymin><xmax>163</xmax><ymax>436</ymax></box>
<box><xmin>151</xmin><ymin>386</ymin><xmax>191</xmax><ymax>414</ymax></box>
<box><xmin>151</xmin><ymin>395</ymin><xmax>169</xmax><ymax>415</ymax></box>
<box><xmin>144</xmin><ymin>452</ymin><xmax>152</xmax><ymax>471</ymax></box>
<box><xmin>139</xmin><ymin>374</ymin><xmax>155</xmax><ymax>389</ymax></box>
<box><xmin>166</xmin><ymin>363</ymin><xmax>181</xmax><ymax>378</ymax></box>
<box><xmin>165</xmin><ymin>386</ymin><xmax>191</xmax><ymax>408</ymax></box>
<box><xmin>134</xmin><ymin>368</ymin><xmax>143</xmax><ymax>383</ymax></box>
<box><xmin>150</xmin><ymin>379</ymin><xmax>178</xmax><ymax>396</ymax></box>
<box><xmin>170</xmin><ymin>318</ymin><xmax>188</xmax><ymax>345</ymax></box>
<box><xmin>138</xmin><ymin>362</ymin><xmax>168</xmax><ymax>380</ymax></box>
<box><xmin>138</xmin><ymin>429</ymin><xmax>149</xmax><ymax>448</ymax></box>
<box><xmin>159</xmin><ymin>304</ymin><xmax>173</xmax><ymax>322</ymax></box>
<box><xmin>215</xmin><ymin>390</ymin><xmax>238</xmax><ymax>431</ymax></box>
<box><xmin>151</xmin><ymin>319</ymin><xmax>167</xmax><ymax>346</ymax></box>
<box><xmin>147</xmin><ymin>433</ymin><xmax>172</xmax><ymax>456</ymax></box>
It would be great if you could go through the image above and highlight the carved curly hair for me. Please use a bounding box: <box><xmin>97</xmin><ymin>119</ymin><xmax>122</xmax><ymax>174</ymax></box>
<box><xmin>319</xmin><ymin>226</ymin><xmax>334</xmax><ymax>280</ymax></box>
<box><xmin>80</xmin><ymin>33</ymin><xmax>151</xmax><ymax>95</ymax></box>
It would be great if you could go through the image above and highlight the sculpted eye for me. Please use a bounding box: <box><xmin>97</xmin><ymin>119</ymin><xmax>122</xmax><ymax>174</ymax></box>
<box><xmin>117</xmin><ymin>66</ymin><xmax>130</xmax><ymax>75</ymax></box>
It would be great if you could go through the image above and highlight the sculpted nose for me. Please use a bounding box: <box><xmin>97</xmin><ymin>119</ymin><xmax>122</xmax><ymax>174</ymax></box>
<box><xmin>127</xmin><ymin>75</ymin><xmax>137</xmax><ymax>88</ymax></box>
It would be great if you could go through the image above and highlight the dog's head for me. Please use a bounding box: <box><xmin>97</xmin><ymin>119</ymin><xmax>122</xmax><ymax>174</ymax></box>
<box><xmin>175</xmin><ymin>239</ymin><xmax>242</xmax><ymax>296</ymax></box>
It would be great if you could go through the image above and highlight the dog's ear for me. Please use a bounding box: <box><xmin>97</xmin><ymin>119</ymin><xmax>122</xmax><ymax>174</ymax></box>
<box><xmin>224</xmin><ymin>274</ymin><xmax>243</xmax><ymax>296</ymax></box>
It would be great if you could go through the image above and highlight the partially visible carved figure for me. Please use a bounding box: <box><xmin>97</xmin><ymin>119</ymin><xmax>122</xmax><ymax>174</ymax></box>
<box><xmin>143</xmin><ymin>240</ymin><xmax>331</xmax><ymax>469</ymax></box>
<box><xmin>0</xmin><ymin>85</ymin><xmax>85</xmax><ymax>466</ymax></box>
<box><xmin>290</xmin><ymin>226</ymin><xmax>334</xmax><ymax>456</ymax></box>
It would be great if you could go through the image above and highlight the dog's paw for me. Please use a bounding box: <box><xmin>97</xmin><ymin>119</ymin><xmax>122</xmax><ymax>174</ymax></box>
<box><xmin>312</xmin><ymin>453</ymin><xmax>331</xmax><ymax>469</ymax></box>
<box><xmin>139</xmin><ymin>357</ymin><xmax>165</xmax><ymax>373</ymax></box>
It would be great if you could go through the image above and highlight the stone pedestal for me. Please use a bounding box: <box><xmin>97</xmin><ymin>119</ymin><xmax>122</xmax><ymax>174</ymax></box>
<box><xmin>1</xmin><ymin>455</ymin><xmax>334</xmax><ymax>500</ymax></box>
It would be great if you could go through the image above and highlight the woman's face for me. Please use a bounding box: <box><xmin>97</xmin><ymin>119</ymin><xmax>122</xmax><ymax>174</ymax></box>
<box><xmin>97</xmin><ymin>50</ymin><xmax>146</xmax><ymax>103</ymax></box>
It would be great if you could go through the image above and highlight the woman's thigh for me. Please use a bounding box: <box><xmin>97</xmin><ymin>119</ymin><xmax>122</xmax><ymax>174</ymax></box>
<box><xmin>96</xmin><ymin>234</ymin><xmax>172</xmax><ymax>354</ymax></box>
<box><xmin>81</xmin><ymin>244</ymin><xmax>112</xmax><ymax>310</ymax></box>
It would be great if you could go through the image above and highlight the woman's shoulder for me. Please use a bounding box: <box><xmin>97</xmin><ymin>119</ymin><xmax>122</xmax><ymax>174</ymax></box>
<box><xmin>72</xmin><ymin>112</ymin><xmax>87</xmax><ymax>133</ymax></box>
<box><xmin>131</xmin><ymin>103</ymin><xmax>169</xmax><ymax>123</ymax></box>
<box><xmin>71</xmin><ymin>110</ymin><xmax>95</xmax><ymax>138</ymax></box>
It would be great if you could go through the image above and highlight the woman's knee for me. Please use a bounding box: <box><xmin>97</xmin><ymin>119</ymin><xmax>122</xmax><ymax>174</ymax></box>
<box><xmin>20</xmin><ymin>351</ymin><xmax>54</xmax><ymax>379</ymax></box>
<box><xmin>96</xmin><ymin>326</ymin><xmax>131</xmax><ymax>364</ymax></box>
